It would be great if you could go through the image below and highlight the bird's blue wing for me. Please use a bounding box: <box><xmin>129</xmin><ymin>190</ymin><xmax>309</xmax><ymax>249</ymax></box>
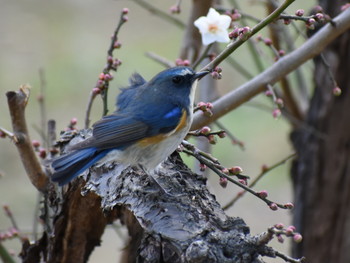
<box><xmin>116</xmin><ymin>73</ymin><xmax>146</xmax><ymax>110</ymax></box>
<box><xmin>89</xmin><ymin>114</ymin><xmax>150</xmax><ymax>149</ymax></box>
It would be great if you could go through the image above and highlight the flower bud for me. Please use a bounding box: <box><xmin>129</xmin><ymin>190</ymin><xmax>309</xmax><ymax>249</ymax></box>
<box><xmin>272</xmin><ymin>108</ymin><xmax>281</xmax><ymax>119</ymax></box>
<box><xmin>333</xmin><ymin>86</ymin><xmax>342</xmax><ymax>96</ymax></box>
<box><xmin>284</xmin><ymin>202</ymin><xmax>294</xmax><ymax>209</ymax></box>
<box><xmin>295</xmin><ymin>9</ymin><xmax>304</xmax><ymax>16</ymax></box>
<box><xmin>293</xmin><ymin>233</ymin><xmax>303</xmax><ymax>243</ymax></box>
<box><xmin>70</xmin><ymin>117</ymin><xmax>78</xmax><ymax>126</ymax></box>
<box><xmin>269</xmin><ymin>203</ymin><xmax>278</xmax><ymax>211</ymax></box>
<box><xmin>264</xmin><ymin>38</ymin><xmax>272</xmax><ymax>46</ymax></box>
<box><xmin>229</xmin><ymin>166</ymin><xmax>243</xmax><ymax>175</ymax></box>
<box><xmin>200</xmin><ymin>126</ymin><xmax>211</xmax><ymax>135</ymax></box>
<box><xmin>32</xmin><ymin>140</ymin><xmax>41</xmax><ymax>148</ymax></box>
<box><xmin>277</xmin><ymin>235</ymin><xmax>284</xmax><ymax>243</ymax></box>
<box><xmin>39</xmin><ymin>148</ymin><xmax>47</xmax><ymax>159</ymax></box>
<box><xmin>219</xmin><ymin>177</ymin><xmax>228</xmax><ymax>188</ymax></box>
<box><xmin>258</xmin><ymin>190</ymin><xmax>268</xmax><ymax>199</ymax></box>
<box><xmin>122</xmin><ymin>8</ymin><xmax>129</xmax><ymax>14</ymax></box>
<box><xmin>274</xmin><ymin>223</ymin><xmax>284</xmax><ymax>229</ymax></box>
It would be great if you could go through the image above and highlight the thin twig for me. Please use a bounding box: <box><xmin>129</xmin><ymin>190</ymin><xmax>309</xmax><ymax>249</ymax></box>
<box><xmin>145</xmin><ymin>52</ymin><xmax>175</xmax><ymax>68</ymax></box>
<box><xmin>132</xmin><ymin>0</ymin><xmax>185</xmax><ymax>29</ymax></box>
<box><xmin>192</xmin><ymin>43</ymin><xmax>213</xmax><ymax>69</ymax></box>
<box><xmin>38</xmin><ymin>68</ymin><xmax>48</xmax><ymax>148</ymax></box>
<box><xmin>203</xmin><ymin>0</ymin><xmax>296</xmax><ymax>72</ymax></box>
<box><xmin>223</xmin><ymin>153</ymin><xmax>296</xmax><ymax>210</ymax></box>
<box><xmin>84</xmin><ymin>10</ymin><xmax>127</xmax><ymax>128</ymax></box>
<box><xmin>192</xmin><ymin>7</ymin><xmax>350</xmax><ymax>130</ymax></box>
<box><xmin>275</xmin><ymin>250</ymin><xmax>306</xmax><ymax>263</ymax></box>
<box><xmin>181</xmin><ymin>141</ymin><xmax>290</xmax><ymax>209</ymax></box>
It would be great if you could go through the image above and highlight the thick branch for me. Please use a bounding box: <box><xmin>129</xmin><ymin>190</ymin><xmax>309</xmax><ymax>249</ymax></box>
<box><xmin>6</xmin><ymin>85</ymin><xmax>48</xmax><ymax>192</ymax></box>
<box><xmin>192</xmin><ymin>7</ymin><xmax>350</xmax><ymax>129</ymax></box>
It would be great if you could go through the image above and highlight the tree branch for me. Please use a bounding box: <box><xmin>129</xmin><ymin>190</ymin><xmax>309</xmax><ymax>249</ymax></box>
<box><xmin>192</xmin><ymin>7</ymin><xmax>350</xmax><ymax>129</ymax></box>
<box><xmin>6</xmin><ymin>85</ymin><xmax>48</xmax><ymax>192</ymax></box>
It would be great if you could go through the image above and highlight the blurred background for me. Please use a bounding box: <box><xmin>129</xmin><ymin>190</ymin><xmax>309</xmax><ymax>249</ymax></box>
<box><xmin>0</xmin><ymin>0</ymin><xmax>315</xmax><ymax>262</ymax></box>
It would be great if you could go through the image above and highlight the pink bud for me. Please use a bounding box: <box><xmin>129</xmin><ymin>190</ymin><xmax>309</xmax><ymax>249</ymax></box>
<box><xmin>275</xmin><ymin>223</ymin><xmax>284</xmax><ymax>229</ymax></box>
<box><xmin>99</xmin><ymin>73</ymin><xmax>105</xmax><ymax>80</ymax></box>
<box><xmin>295</xmin><ymin>9</ymin><xmax>304</xmax><ymax>16</ymax></box>
<box><xmin>39</xmin><ymin>148</ymin><xmax>47</xmax><ymax>159</ymax></box>
<box><xmin>287</xmin><ymin>225</ymin><xmax>296</xmax><ymax>232</ymax></box>
<box><xmin>113</xmin><ymin>41</ymin><xmax>122</xmax><ymax>49</ymax></box>
<box><xmin>269</xmin><ymin>203</ymin><xmax>278</xmax><ymax>211</ymax></box>
<box><xmin>218</xmin><ymin>132</ymin><xmax>226</xmax><ymax>138</ymax></box>
<box><xmin>70</xmin><ymin>118</ymin><xmax>78</xmax><ymax>126</ymax></box>
<box><xmin>122</xmin><ymin>15</ymin><xmax>128</xmax><ymax>22</ymax></box>
<box><xmin>238</xmin><ymin>179</ymin><xmax>247</xmax><ymax>185</ymax></box>
<box><xmin>315</xmin><ymin>13</ymin><xmax>324</xmax><ymax>21</ymax></box>
<box><xmin>219</xmin><ymin>177</ymin><xmax>228</xmax><ymax>188</ymax></box>
<box><xmin>258</xmin><ymin>190</ymin><xmax>268</xmax><ymax>199</ymax></box>
<box><xmin>265</xmin><ymin>90</ymin><xmax>273</xmax><ymax>97</ymax></box>
<box><xmin>201</xmin><ymin>126</ymin><xmax>211</xmax><ymax>134</ymax></box>
<box><xmin>93</xmin><ymin>88</ymin><xmax>101</xmax><ymax>95</ymax></box>
<box><xmin>264</xmin><ymin>38</ymin><xmax>272</xmax><ymax>46</ymax></box>
<box><xmin>175</xmin><ymin>58</ymin><xmax>183</xmax><ymax>66</ymax></box>
<box><xmin>276</xmin><ymin>98</ymin><xmax>284</xmax><ymax>108</ymax></box>
<box><xmin>206</xmin><ymin>102</ymin><xmax>213</xmax><ymax>109</ymax></box>
<box><xmin>122</xmin><ymin>8</ymin><xmax>129</xmax><ymax>14</ymax></box>
<box><xmin>170</xmin><ymin>5</ymin><xmax>180</xmax><ymax>14</ymax></box>
<box><xmin>32</xmin><ymin>140</ymin><xmax>41</xmax><ymax>148</ymax></box>
<box><xmin>183</xmin><ymin>60</ymin><xmax>190</xmax><ymax>66</ymax></box>
<box><xmin>283</xmin><ymin>19</ymin><xmax>291</xmax><ymax>25</ymax></box>
<box><xmin>333</xmin><ymin>86</ymin><xmax>342</xmax><ymax>96</ymax></box>
<box><xmin>199</xmin><ymin>163</ymin><xmax>206</xmax><ymax>171</ymax></box>
<box><xmin>272</xmin><ymin>108</ymin><xmax>281</xmax><ymax>119</ymax></box>
<box><xmin>278</xmin><ymin>50</ymin><xmax>285</xmax><ymax>56</ymax></box>
<box><xmin>211</xmin><ymin>71</ymin><xmax>220</xmax><ymax>80</ymax></box>
<box><xmin>229</xmin><ymin>166</ymin><xmax>243</xmax><ymax>175</ymax></box>
<box><xmin>208</xmin><ymin>135</ymin><xmax>217</xmax><ymax>145</ymax></box>
<box><xmin>277</xmin><ymin>235</ymin><xmax>284</xmax><ymax>243</ymax></box>
<box><xmin>308</xmin><ymin>18</ymin><xmax>316</xmax><ymax>25</ymax></box>
<box><xmin>293</xmin><ymin>233</ymin><xmax>303</xmax><ymax>243</ymax></box>
<box><xmin>284</xmin><ymin>202</ymin><xmax>294</xmax><ymax>209</ymax></box>
<box><xmin>229</xmin><ymin>28</ymin><xmax>239</xmax><ymax>39</ymax></box>
<box><xmin>0</xmin><ymin>130</ymin><xmax>6</xmax><ymax>138</ymax></box>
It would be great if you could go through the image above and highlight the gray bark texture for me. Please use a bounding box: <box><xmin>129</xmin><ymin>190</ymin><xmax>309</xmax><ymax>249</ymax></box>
<box><xmin>19</xmin><ymin>130</ymin><xmax>275</xmax><ymax>263</ymax></box>
<box><xmin>291</xmin><ymin>1</ymin><xmax>350</xmax><ymax>262</ymax></box>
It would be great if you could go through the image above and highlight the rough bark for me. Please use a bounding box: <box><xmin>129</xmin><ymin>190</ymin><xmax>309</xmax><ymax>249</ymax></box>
<box><xmin>18</xmin><ymin>130</ymin><xmax>278</xmax><ymax>263</ymax></box>
<box><xmin>291</xmin><ymin>1</ymin><xmax>350</xmax><ymax>262</ymax></box>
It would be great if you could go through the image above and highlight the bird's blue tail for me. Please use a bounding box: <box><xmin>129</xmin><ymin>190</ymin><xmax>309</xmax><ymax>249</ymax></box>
<box><xmin>50</xmin><ymin>148</ymin><xmax>109</xmax><ymax>186</ymax></box>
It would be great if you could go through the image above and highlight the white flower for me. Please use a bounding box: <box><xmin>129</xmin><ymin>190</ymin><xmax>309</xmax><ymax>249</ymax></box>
<box><xmin>194</xmin><ymin>8</ymin><xmax>231</xmax><ymax>45</ymax></box>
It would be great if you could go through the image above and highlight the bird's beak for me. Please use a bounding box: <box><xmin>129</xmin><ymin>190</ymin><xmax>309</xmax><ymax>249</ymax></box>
<box><xmin>193</xmin><ymin>70</ymin><xmax>210</xmax><ymax>81</ymax></box>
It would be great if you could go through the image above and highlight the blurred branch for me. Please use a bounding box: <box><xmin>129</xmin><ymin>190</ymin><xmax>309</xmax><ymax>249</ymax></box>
<box><xmin>145</xmin><ymin>51</ymin><xmax>175</xmax><ymax>68</ymax></box>
<box><xmin>84</xmin><ymin>10</ymin><xmax>127</xmax><ymax>128</ymax></box>
<box><xmin>6</xmin><ymin>85</ymin><xmax>48</xmax><ymax>192</ymax></box>
<box><xmin>193</xmin><ymin>7</ymin><xmax>350</xmax><ymax>129</ymax></box>
<box><xmin>203</xmin><ymin>0</ymin><xmax>295</xmax><ymax>71</ymax></box>
<box><xmin>0</xmin><ymin>243</ymin><xmax>16</xmax><ymax>263</ymax></box>
<box><xmin>179</xmin><ymin>0</ymin><xmax>212</xmax><ymax>62</ymax></box>
<box><xmin>223</xmin><ymin>153</ymin><xmax>296</xmax><ymax>210</ymax></box>
<box><xmin>132</xmin><ymin>0</ymin><xmax>185</xmax><ymax>29</ymax></box>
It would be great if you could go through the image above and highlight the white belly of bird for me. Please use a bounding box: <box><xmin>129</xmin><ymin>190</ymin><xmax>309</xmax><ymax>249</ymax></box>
<box><xmin>101</xmin><ymin>112</ymin><xmax>192</xmax><ymax>171</ymax></box>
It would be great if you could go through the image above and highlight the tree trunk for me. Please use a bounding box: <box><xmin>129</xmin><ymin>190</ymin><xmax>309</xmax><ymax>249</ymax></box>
<box><xmin>291</xmin><ymin>1</ymin><xmax>350</xmax><ymax>262</ymax></box>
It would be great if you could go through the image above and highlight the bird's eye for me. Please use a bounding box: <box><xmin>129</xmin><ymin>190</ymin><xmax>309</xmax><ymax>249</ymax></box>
<box><xmin>172</xmin><ymin>75</ymin><xmax>184</xmax><ymax>84</ymax></box>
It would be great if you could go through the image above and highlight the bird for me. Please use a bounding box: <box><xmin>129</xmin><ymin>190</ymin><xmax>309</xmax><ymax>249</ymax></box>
<box><xmin>49</xmin><ymin>66</ymin><xmax>209</xmax><ymax>185</ymax></box>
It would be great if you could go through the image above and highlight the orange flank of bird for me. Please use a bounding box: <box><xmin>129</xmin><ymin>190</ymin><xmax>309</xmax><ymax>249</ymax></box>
<box><xmin>138</xmin><ymin>110</ymin><xmax>187</xmax><ymax>147</ymax></box>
